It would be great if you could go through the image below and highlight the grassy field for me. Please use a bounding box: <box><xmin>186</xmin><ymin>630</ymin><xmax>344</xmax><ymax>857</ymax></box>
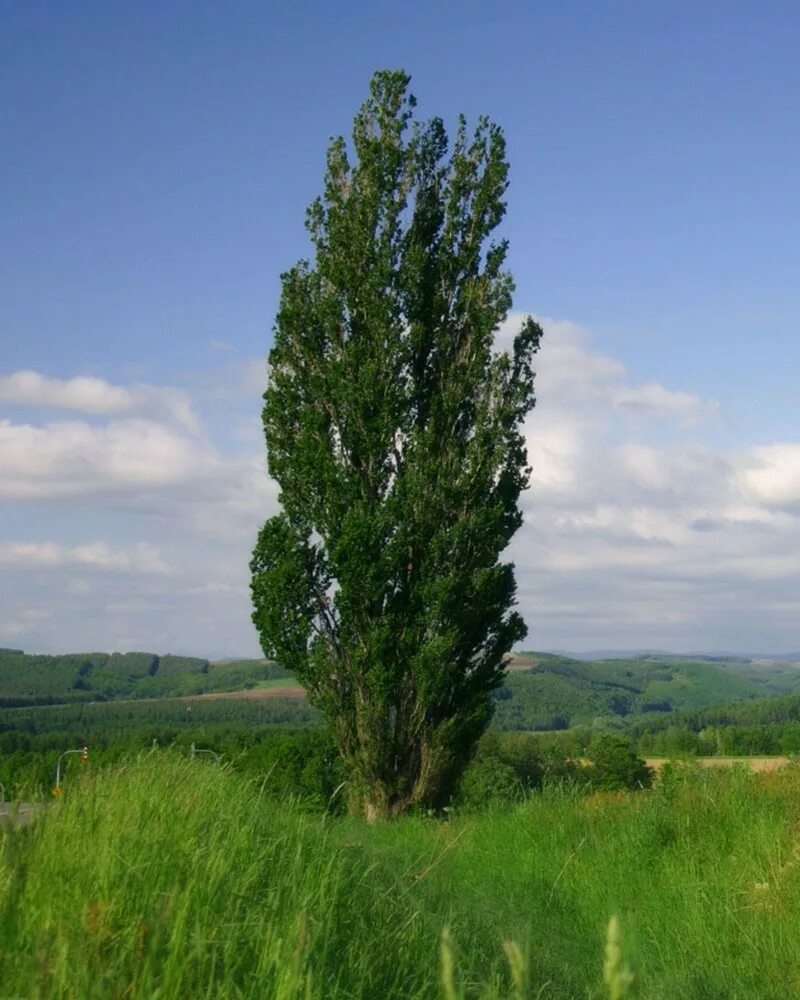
<box><xmin>3</xmin><ymin>757</ymin><xmax>800</xmax><ymax>997</ymax></box>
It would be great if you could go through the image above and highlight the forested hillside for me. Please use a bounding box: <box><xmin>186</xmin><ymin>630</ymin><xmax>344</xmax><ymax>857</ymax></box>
<box><xmin>5</xmin><ymin>649</ymin><xmax>800</xmax><ymax>799</ymax></box>
<box><xmin>627</xmin><ymin>687</ymin><xmax>800</xmax><ymax>755</ymax></box>
<box><xmin>0</xmin><ymin>649</ymin><xmax>290</xmax><ymax>706</ymax></box>
<box><xmin>492</xmin><ymin>652</ymin><xmax>800</xmax><ymax>730</ymax></box>
<box><xmin>4</xmin><ymin>647</ymin><xmax>800</xmax><ymax>733</ymax></box>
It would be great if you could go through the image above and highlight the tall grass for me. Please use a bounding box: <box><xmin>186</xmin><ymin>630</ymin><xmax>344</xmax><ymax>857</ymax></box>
<box><xmin>2</xmin><ymin>756</ymin><xmax>800</xmax><ymax>997</ymax></box>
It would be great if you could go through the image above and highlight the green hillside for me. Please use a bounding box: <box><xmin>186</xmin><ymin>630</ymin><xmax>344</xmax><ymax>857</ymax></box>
<box><xmin>0</xmin><ymin>650</ymin><xmax>291</xmax><ymax>706</ymax></box>
<box><xmin>4</xmin><ymin>647</ymin><xmax>800</xmax><ymax>735</ymax></box>
<box><xmin>493</xmin><ymin>652</ymin><xmax>800</xmax><ymax>730</ymax></box>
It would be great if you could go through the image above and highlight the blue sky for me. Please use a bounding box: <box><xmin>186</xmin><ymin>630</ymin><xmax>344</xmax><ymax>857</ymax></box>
<box><xmin>1</xmin><ymin>2</ymin><xmax>798</xmax><ymax>656</ymax></box>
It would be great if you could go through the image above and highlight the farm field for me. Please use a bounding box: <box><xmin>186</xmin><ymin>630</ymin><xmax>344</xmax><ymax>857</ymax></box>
<box><xmin>185</xmin><ymin>682</ymin><xmax>306</xmax><ymax>701</ymax></box>
<box><xmin>3</xmin><ymin>756</ymin><xmax>800</xmax><ymax>998</ymax></box>
<box><xmin>645</xmin><ymin>756</ymin><xmax>793</xmax><ymax>774</ymax></box>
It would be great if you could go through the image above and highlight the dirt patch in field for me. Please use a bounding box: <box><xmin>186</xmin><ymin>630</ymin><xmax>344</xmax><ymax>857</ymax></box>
<box><xmin>504</xmin><ymin>654</ymin><xmax>538</xmax><ymax>671</ymax></box>
<box><xmin>185</xmin><ymin>685</ymin><xmax>306</xmax><ymax>702</ymax></box>
<box><xmin>645</xmin><ymin>757</ymin><xmax>793</xmax><ymax>774</ymax></box>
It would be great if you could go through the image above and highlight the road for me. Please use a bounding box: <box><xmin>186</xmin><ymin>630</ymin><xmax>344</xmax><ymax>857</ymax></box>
<box><xmin>0</xmin><ymin>803</ymin><xmax>46</xmax><ymax>829</ymax></box>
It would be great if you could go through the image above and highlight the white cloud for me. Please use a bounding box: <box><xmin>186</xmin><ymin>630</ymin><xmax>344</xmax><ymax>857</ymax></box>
<box><xmin>0</xmin><ymin>541</ymin><xmax>170</xmax><ymax>574</ymax></box>
<box><xmin>0</xmin><ymin>417</ymin><xmax>222</xmax><ymax>499</ymax></box>
<box><xmin>612</xmin><ymin>382</ymin><xmax>718</xmax><ymax>423</ymax></box>
<box><xmin>2</xmin><ymin>326</ymin><xmax>799</xmax><ymax>656</ymax></box>
<box><xmin>738</xmin><ymin>444</ymin><xmax>800</xmax><ymax>509</ymax></box>
<box><xmin>0</xmin><ymin>371</ymin><xmax>198</xmax><ymax>431</ymax></box>
<box><xmin>613</xmin><ymin>443</ymin><xmax>672</xmax><ymax>492</ymax></box>
<box><xmin>499</xmin><ymin>316</ymin><xmax>800</xmax><ymax>651</ymax></box>
<box><xmin>612</xmin><ymin>443</ymin><xmax>728</xmax><ymax>498</ymax></box>
<box><xmin>499</xmin><ymin>314</ymin><xmax>718</xmax><ymax>421</ymax></box>
<box><xmin>719</xmin><ymin>503</ymin><xmax>796</xmax><ymax>528</ymax></box>
<box><xmin>532</xmin><ymin>318</ymin><xmax>626</xmax><ymax>399</ymax></box>
<box><xmin>524</xmin><ymin>420</ymin><xmax>584</xmax><ymax>495</ymax></box>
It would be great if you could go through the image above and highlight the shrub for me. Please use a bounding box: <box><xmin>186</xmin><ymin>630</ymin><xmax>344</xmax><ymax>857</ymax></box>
<box><xmin>457</xmin><ymin>754</ymin><xmax>523</xmax><ymax>809</ymax></box>
<box><xmin>586</xmin><ymin>735</ymin><xmax>653</xmax><ymax>791</ymax></box>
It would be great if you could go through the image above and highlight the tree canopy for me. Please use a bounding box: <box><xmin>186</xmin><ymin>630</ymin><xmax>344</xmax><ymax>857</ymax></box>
<box><xmin>251</xmin><ymin>69</ymin><xmax>541</xmax><ymax>819</ymax></box>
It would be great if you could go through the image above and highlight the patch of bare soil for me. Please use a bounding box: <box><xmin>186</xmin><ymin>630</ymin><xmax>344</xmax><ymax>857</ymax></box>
<box><xmin>185</xmin><ymin>685</ymin><xmax>306</xmax><ymax>702</ymax></box>
<box><xmin>504</xmin><ymin>654</ymin><xmax>539</xmax><ymax>671</ymax></box>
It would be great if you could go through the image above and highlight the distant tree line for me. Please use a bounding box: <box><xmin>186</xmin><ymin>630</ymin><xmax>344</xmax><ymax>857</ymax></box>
<box><xmin>0</xmin><ymin>650</ymin><xmax>291</xmax><ymax>707</ymax></box>
<box><xmin>0</xmin><ymin>723</ymin><xmax>651</xmax><ymax>811</ymax></box>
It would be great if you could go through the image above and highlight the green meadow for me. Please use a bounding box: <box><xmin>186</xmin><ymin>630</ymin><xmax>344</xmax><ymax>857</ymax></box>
<box><xmin>3</xmin><ymin>755</ymin><xmax>800</xmax><ymax>998</ymax></box>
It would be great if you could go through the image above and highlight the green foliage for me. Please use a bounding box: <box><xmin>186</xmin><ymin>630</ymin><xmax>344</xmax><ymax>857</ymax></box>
<box><xmin>103</xmin><ymin>652</ymin><xmax>158</xmax><ymax>679</ymax></box>
<box><xmin>586</xmin><ymin>735</ymin><xmax>653</xmax><ymax>791</ymax></box>
<box><xmin>0</xmin><ymin>650</ymin><xmax>108</xmax><ymax>705</ymax></box>
<box><xmin>492</xmin><ymin>653</ymin><xmax>800</xmax><ymax>731</ymax></box>
<box><xmin>8</xmin><ymin>644</ymin><xmax>800</xmax><ymax>785</ymax></box>
<box><xmin>5</xmin><ymin>759</ymin><xmax>800</xmax><ymax>996</ymax></box>
<box><xmin>156</xmin><ymin>653</ymin><xmax>209</xmax><ymax>675</ymax></box>
<box><xmin>0</xmin><ymin>696</ymin><xmax>316</xmax><ymax>738</ymax></box>
<box><xmin>0</xmin><ymin>649</ymin><xmax>290</xmax><ymax>706</ymax></box>
<box><xmin>239</xmin><ymin>728</ymin><xmax>347</xmax><ymax>811</ymax></box>
<box><xmin>455</xmin><ymin>731</ymin><xmax>584</xmax><ymax>810</ymax></box>
<box><xmin>631</xmin><ymin>682</ymin><xmax>800</xmax><ymax>756</ymax></box>
<box><xmin>458</xmin><ymin>754</ymin><xmax>523</xmax><ymax>810</ymax></box>
<box><xmin>252</xmin><ymin>70</ymin><xmax>540</xmax><ymax>818</ymax></box>
<box><xmin>0</xmin><ymin>724</ymin><xmax>335</xmax><ymax>804</ymax></box>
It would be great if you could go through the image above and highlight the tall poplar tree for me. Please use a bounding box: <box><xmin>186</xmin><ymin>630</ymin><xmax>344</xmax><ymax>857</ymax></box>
<box><xmin>251</xmin><ymin>70</ymin><xmax>541</xmax><ymax>820</ymax></box>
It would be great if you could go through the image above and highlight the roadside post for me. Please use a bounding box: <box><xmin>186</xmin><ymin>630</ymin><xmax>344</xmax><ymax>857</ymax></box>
<box><xmin>190</xmin><ymin>743</ymin><xmax>222</xmax><ymax>763</ymax></box>
<box><xmin>53</xmin><ymin>747</ymin><xmax>88</xmax><ymax>796</ymax></box>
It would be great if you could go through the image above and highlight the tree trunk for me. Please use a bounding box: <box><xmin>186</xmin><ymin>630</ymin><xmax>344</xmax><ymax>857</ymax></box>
<box><xmin>359</xmin><ymin>781</ymin><xmax>416</xmax><ymax>822</ymax></box>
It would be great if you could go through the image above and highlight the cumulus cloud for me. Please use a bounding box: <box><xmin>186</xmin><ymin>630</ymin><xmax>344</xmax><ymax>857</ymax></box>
<box><xmin>738</xmin><ymin>444</ymin><xmax>800</xmax><ymax>510</ymax></box>
<box><xmin>529</xmin><ymin>318</ymin><xmax>626</xmax><ymax>399</ymax></box>
<box><xmin>0</xmin><ymin>365</ymin><xmax>283</xmax><ymax>654</ymax></box>
<box><xmin>612</xmin><ymin>382</ymin><xmax>718</xmax><ymax>423</ymax></box>
<box><xmin>503</xmin><ymin>314</ymin><xmax>719</xmax><ymax>419</ymax></box>
<box><xmin>0</xmin><ymin>540</ymin><xmax>170</xmax><ymax>574</ymax></box>
<box><xmin>498</xmin><ymin>315</ymin><xmax>800</xmax><ymax>651</ymax></box>
<box><xmin>612</xmin><ymin>443</ymin><xmax>730</xmax><ymax>500</ymax></box>
<box><xmin>0</xmin><ymin>371</ymin><xmax>198</xmax><ymax>430</ymax></box>
<box><xmin>0</xmin><ymin>417</ymin><xmax>223</xmax><ymax>500</ymax></box>
<box><xmin>2</xmin><ymin>324</ymin><xmax>799</xmax><ymax>655</ymax></box>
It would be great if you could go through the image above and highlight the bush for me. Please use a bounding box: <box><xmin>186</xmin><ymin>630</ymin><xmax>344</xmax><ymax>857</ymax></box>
<box><xmin>586</xmin><ymin>735</ymin><xmax>653</xmax><ymax>791</ymax></box>
<box><xmin>457</xmin><ymin>755</ymin><xmax>523</xmax><ymax>809</ymax></box>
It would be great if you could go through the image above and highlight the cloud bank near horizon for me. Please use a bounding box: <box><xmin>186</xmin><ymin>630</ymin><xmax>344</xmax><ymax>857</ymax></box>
<box><xmin>1</xmin><ymin>316</ymin><xmax>798</xmax><ymax>657</ymax></box>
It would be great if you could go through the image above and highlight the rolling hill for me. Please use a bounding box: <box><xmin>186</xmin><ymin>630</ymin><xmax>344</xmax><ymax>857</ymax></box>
<box><xmin>0</xmin><ymin>649</ymin><xmax>290</xmax><ymax>707</ymax></box>
<box><xmin>491</xmin><ymin>651</ymin><xmax>800</xmax><ymax>730</ymax></box>
<box><xmin>3</xmin><ymin>647</ymin><xmax>800</xmax><ymax>734</ymax></box>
